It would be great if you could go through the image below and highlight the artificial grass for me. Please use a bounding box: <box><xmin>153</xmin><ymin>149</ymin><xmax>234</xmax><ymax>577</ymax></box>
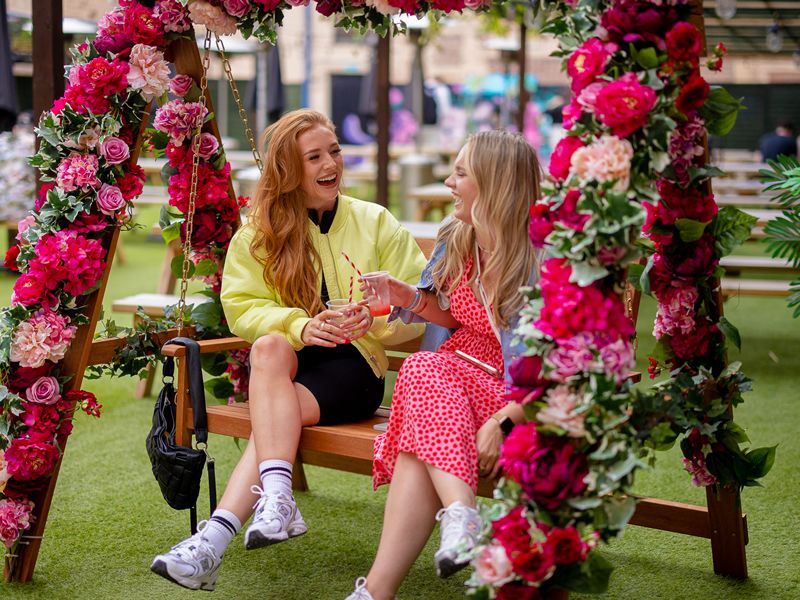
<box><xmin>1</xmin><ymin>224</ymin><xmax>798</xmax><ymax>599</ymax></box>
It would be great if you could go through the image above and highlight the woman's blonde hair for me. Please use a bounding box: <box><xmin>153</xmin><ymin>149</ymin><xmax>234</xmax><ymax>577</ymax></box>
<box><xmin>248</xmin><ymin>108</ymin><xmax>335</xmax><ymax>316</ymax></box>
<box><xmin>432</xmin><ymin>130</ymin><xmax>541</xmax><ymax>328</ymax></box>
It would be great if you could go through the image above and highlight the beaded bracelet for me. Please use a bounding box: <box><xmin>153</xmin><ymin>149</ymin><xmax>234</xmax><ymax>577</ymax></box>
<box><xmin>403</xmin><ymin>288</ymin><xmax>423</xmax><ymax>311</ymax></box>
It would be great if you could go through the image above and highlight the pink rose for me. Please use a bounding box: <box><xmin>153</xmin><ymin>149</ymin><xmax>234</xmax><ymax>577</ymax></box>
<box><xmin>474</xmin><ymin>542</ymin><xmax>514</xmax><ymax>586</ymax></box>
<box><xmin>223</xmin><ymin>0</ymin><xmax>252</xmax><ymax>16</ymax></box>
<box><xmin>96</xmin><ymin>184</ymin><xmax>127</xmax><ymax>216</ymax></box>
<box><xmin>25</xmin><ymin>376</ymin><xmax>61</xmax><ymax>405</ymax></box>
<box><xmin>594</xmin><ymin>72</ymin><xmax>656</xmax><ymax>138</ymax></box>
<box><xmin>100</xmin><ymin>137</ymin><xmax>130</xmax><ymax>165</ymax></box>
<box><xmin>169</xmin><ymin>74</ymin><xmax>194</xmax><ymax>97</ymax></box>
<box><xmin>198</xmin><ymin>132</ymin><xmax>220</xmax><ymax>159</ymax></box>
<box><xmin>0</xmin><ymin>498</ymin><xmax>34</xmax><ymax>548</ymax></box>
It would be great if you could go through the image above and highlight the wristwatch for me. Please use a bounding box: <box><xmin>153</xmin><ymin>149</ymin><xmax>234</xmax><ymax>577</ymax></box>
<box><xmin>491</xmin><ymin>414</ymin><xmax>515</xmax><ymax>436</ymax></box>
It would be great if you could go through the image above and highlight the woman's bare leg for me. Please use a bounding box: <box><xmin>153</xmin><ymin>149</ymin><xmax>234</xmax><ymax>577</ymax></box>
<box><xmin>363</xmin><ymin>452</ymin><xmax>442</xmax><ymax>600</ymax></box>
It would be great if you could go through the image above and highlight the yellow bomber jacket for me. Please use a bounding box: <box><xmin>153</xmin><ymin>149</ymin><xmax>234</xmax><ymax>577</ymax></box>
<box><xmin>220</xmin><ymin>195</ymin><xmax>427</xmax><ymax>378</ymax></box>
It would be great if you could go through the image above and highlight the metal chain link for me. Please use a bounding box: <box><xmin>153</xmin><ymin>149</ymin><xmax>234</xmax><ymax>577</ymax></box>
<box><xmin>215</xmin><ymin>33</ymin><xmax>263</xmax><ymax>174</ymax></box>
<box><xmin>176</xmin><ymin>30</ymin><xmax>212</xmax><ymax>335</ymax></box>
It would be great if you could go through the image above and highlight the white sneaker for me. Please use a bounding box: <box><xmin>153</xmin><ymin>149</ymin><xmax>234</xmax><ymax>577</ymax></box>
<box><xmin>150</xmin><ymin>521</ymin><xmax>222</xmax><ymax>591</ymax></box>
<box><xmin>345</xmin><ymin>577</ymin><xmax>375</xmax><ymax>600</ymax></box>
<box><xmin>244</xmin><ymin>486</ymin><xmax>308</xmax><ymax>550</ymax></box>
<box><xmin>434</xmin><ymin>501</ymin><xmax>481</xmax><ymax>578</ymax></box>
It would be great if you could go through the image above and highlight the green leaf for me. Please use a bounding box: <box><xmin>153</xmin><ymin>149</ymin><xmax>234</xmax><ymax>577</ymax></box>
<box><xmin>200</xmin><ymin>352</ymin><xmax>230</xmax><ymax>377</ymax></box>
<box><xmin>746</xmin><ymin>445</ymin><xmax>777</xmax><ymax>478</ymax></box>
<box><xmin>563</xmin><ymin>551</ymin><xmax>614</xmax><ymax>594</ymax></box>
<box><xmin>632</xmin><ymin>45</ymin><xmax>660</xmax><ymax>69</ymax></box>
<box><xmin>718</xmin><ymin>316</ymin><xmax>742</xmax><ymax>350</ymax></box>
<box><xmin>171</xmin><ymin>254</ymin><xmax>195</xmax><ymax>280</ymax></box>
<box><xmin>700</xmin><ymin>86</ymin><xmax>745</xmax><ymax>136</ymax></box>
<box><xmin>675</xmin><ymin>218</ymin><xmax>711</xmax><ymax>242</ymax></box>
<box><xmin>194</xmin><ymin>259</ymin><xmax>219</xmax><ymax>277</ymax></box>
<box><xmin>204</xmin><ymin>376</ymin><xmax>234</xmax><ymax>401</ymax></box>
<box><xmin>713</xmin><ymin>207</ymin><xmax>758</xmax><ymax>257</ymax></box>
<box><xmin>191</xmin><ymin>301</ymin><xmax>222</xmax><ymax>328</ymax></box>
<box><xmin>627</xmin><ymin>263</ymin><xmax>644</xmax><ymax>291</ymax></box>
<box><xmin>603</xmin><ymin>495</ymin><xmax>637</xmax><ymax>529</ymax></box>
<box><xmin>569</xmin><ymin>262</ymin><xmax>609</xmax><ymax>286</ymax></box>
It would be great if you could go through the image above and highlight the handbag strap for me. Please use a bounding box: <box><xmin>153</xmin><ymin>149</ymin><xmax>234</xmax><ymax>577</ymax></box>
<box><xmin>161</xmin><ymin>337</ymin><xmax>217</xmax><ymax>531</ymax></box>
<box><xmin>161</xmin><ymin>337</ymin><xmax>208</xmax><ymax>444</ymax></box>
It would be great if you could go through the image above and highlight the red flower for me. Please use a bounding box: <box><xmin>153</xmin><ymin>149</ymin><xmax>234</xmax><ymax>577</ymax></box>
<box><xmin>65</xmin><ymin>390</ymin><xmax>102</xmax><ymax>418</ymax></box>
<box><xmin>548</xmin><ymin>135</ymin><xmax>584</xmax><ymax>181</ymax></box>
<box><xmin>9</xmin><ymin>364</ymin><xmax>55</xmax><ymax>393</ymax></box>
<box><xmin>69</xmin><ymin>211</ymin><xmax>111</xmax><ymax>233</ymax></box>
<box><xmin>35</xmin><ymin>183</ymin><xmax>55</xmax><ymax>211</ymax></box>
<box><xmin>182</xmin><ymin>209</ymin><xmax>234</xmax><ymax>248</ymax></box>
<box><xmin>669</xmin><ymin>316</ymin><xmax>719</xmax><ymax>361</ymax></box>
<box><xmin>512</xmin><ymin>544</ymin><xmax>555</xmax><ymax>584</ymax></box>
<box><xmin>20</xmin><ymin>402</ymin><xmax>61</xmax><ymax>435</ymax></box>
<box><xmin>255</xmin><ymin>0</ymin><xmax>282</xmax><ymax>10</ymax></box>
<box><xmin>431</xmin><ymin>0</ymin><xmax>466</xmax><ymax>12</ymax></box>
<box><xmin>11</xmin><ymin>273</ymin><xmax>47</xmax><ymax>306</ymax></box>
<box><xmin>116</xmin><ymin>164</ymin><xmax>146</xmax><ymax>201</ymax></box>
<box><xmin>600</xmin><ymin>0</ymin><xmax>679</xmax><ymax>48</ymax></box>
<box><xmin>500</xmin><ymin>424</ymin><xmax>589</xmax><ymax>510</ymax></box>
<box><xmin>496</xmin><ymin>583</ymin><xmax>542</xmax><ymax>600</ymax></box>
<box><xmin>4</xmin><ymin>245</ymin><xmax>20</xmax><ymax>272</ymax></box>
<box><xmin>74</xmin><ymin>57</ymin><xmax>130</xmax><ymax>98</ymax></box>
<box><xmin>661</xmin><ymin>233</ymin><xmax>718</xmax><ymax>280</ymax></box>
<box><xmin>555</xmin><ymin>189</ymin><xmax>590</xmax><ymax>232</ymax></box>
<box><xmin>315</xmin><ymin>0</ymin><xmax>342</xmax><ymax>16</ymax></box>
<box><xmin>546</xmin><ymin>526</ymin><xmax>586</xmax><ymax>565</ymax></box>
<box><xmin>528</xmin><ymin>204</ymin><xmax>554</xmax><ymax>248</ymax></box>
<box><xmin>676</xmin><ymin>72</ymin><xmax>709</xmax><ymax>115</ymax></box>
<box><xmin>594</xmin><ymin>73</ymin><xmax>656</xmax><ymax>138</ymax></box>
<box><xmin>493</xmin><ymin>506</ymin><xmax>532</xmax><ymax>554</ymax></box>
<box><xmin>665</xmin><ymin>22</ymin><xmax>702</xmax><ymax>63</ymax></box>
<box><xmin>5</xmin><ymin>434</ymin><xmax>60</xmax><ymax>481</ymax></box>
<box><xmin>655</xmin><ymin>179</ymin><xmax>718</xmax><ymax>224</ymax></box>
<box><xmin>123</xmin><ymin>2</ymin><xmax>166</xmax><ymax>46</ymax></box>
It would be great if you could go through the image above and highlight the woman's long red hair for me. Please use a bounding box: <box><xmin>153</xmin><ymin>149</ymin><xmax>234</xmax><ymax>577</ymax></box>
<box><xmin>248</xmin><ymin>109</ymin><xmax>336</xmax><ymax>316</ymax></box>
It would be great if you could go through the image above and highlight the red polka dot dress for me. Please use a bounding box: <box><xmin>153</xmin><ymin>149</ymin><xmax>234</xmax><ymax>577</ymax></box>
<box><xmin>373</xmin><ymin>258</ymin><xmax>506</xmax><ymax>492</ymax></box>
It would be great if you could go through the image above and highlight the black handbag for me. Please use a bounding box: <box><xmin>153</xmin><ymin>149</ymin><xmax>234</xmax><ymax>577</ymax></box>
<box><xmin>146</xmin><ymin>337</ymin><xmax>217</xmax><ymax>534</ymax></box>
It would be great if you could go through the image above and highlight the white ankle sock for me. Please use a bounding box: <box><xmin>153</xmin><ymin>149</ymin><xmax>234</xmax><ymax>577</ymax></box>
<box><xmin>258</xmin><ymin>459</ymin><xmax>293</xmax><ymax>498</ymax></box>
<box><xmin>201</xmin><ymin>509</ymin><xmax>242</xmax><ymax>556</ymax></box>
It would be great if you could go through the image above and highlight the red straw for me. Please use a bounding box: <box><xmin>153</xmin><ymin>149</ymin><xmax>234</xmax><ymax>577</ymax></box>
<box><xmin>341</xmin><ymin>251</ymin><xmax>363</xmax><ymax>277</ymax></box>
<box><xmin>348</xmin><ymin>274</ymin><xmax>354</xmax><ymax>303</ymax></box>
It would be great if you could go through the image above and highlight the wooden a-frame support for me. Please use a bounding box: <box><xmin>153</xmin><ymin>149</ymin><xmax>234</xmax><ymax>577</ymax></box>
<box><xmin>5</xmin><ymin>2</ymin><xmax>748</xmax><ymax>587</ymax></box>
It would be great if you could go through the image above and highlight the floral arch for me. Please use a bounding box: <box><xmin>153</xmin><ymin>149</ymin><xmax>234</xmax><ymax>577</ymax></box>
<box><xmin>0</xmin><ymin>0</ymin><xmax>775</xmax><ymax>595</ymax></box>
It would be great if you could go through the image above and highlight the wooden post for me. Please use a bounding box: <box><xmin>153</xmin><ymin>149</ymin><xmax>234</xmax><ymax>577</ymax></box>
<box><xmin>375</xmin><ymin>34</ymin><xmax>390</xmax><ymax>208</ymax></box>
<box><xmin>31</xmin><ymin>1</ymin><xmax>63</xmax><ymax>126</ymax></box>
<box><xmin>516</xmin><ymin>21</ymin><xmax>527</xmax><ymax>134</ymax></box>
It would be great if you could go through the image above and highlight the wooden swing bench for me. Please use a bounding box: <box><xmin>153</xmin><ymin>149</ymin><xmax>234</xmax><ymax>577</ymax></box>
<box><xmin>162</xmin><ymin>333</ymin><xmax>501</xmax><ymax>497</ymax></box>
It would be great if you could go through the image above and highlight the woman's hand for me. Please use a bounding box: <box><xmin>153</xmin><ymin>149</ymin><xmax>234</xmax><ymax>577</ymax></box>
<box><xmin>300</xmin><ymin>310</ymin><xmax>350</xmax><ymax>347</ymax></box>
<box><xmin>476</xmin><ymin>418</ymin><xmax>504</xmax><ymax>479</ymax></box>
<box><xmin>338</xmin><ymin>300</ymin><xmax>373</xmax><ymax>342</ymax></box>
<box><xmin>359</xmin><ymin>275</ymin><xmax>416</xmax><ymax>309</ymax></box>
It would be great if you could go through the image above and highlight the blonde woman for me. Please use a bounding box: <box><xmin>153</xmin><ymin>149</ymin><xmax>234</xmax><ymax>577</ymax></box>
<box><xmin>151</xmin><ymin>109</ymin><xmax>426</xmax><ymax>591</ymax></box>
<box><xmin>347</xmin><ymin>130</ymin><xmax>541</xmax><ymax>600</ymax></box>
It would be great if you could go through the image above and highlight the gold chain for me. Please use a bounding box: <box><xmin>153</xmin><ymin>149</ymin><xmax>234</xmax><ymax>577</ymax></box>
<box><xmin>176</xmin><ymin>30</ymin><xmax>212</xmax><ymax>335</ymax></box>
<box><xmin>215</xmin><ymin>33</ymin><xmax>263</xmax><ymax>173</ymax></box>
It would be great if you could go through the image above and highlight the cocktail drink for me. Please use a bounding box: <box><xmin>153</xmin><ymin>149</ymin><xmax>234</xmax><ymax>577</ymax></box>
<box><xmin>326</xmin><ymin>298</ymin><xmax>355</xmax><ymax>343</ymax></box>
<box><xmin>361</xmin><ymin>271</ymin><xmax>391</xmax><ymax>317</ymax></box>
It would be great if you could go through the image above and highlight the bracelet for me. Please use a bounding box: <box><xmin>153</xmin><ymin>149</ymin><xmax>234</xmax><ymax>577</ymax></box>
<box><xmin>403</xmin><ymin>288</ymin><xmax>422</xmax><ymax>311</ymax></box>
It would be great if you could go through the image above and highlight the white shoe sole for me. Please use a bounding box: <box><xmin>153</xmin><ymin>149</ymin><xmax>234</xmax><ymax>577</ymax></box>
<box><xmin>244</xmin><ymin>521</ymin><xmax>308</xmax><ymax>550</ymax></box>
<box><xmin>150</xmin><ymin>557</ymin><xmax>218</xmax><ymax>591</ymax></box>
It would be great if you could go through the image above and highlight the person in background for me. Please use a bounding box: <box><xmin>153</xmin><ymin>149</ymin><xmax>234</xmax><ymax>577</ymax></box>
<box><xmin>757</xmin><ymin>121</ymin><xmax>798</xmax><ymax>161</ymax></box>
<box><xmin>346</xmin><ymin>130</ymin><xmax>541</xmax><ymax>600</ymax></box>
<box><xmin>151</xmin><ymin>109</ymin><xmax>426</xmax><ymax>592</ymax></box>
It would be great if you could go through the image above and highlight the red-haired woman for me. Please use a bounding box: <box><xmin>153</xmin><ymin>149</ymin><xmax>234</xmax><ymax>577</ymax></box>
<box><xmin>151</xmin><ymin>109</ymin><xmax>425</xmax><ymax>591</ymax></box>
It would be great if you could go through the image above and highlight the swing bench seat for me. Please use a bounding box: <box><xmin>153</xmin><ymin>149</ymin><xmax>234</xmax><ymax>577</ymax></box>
<box><xmin>162</xmin><ymin>334</ymin><xmax>499</xmax><ymax>498</ymax></box>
